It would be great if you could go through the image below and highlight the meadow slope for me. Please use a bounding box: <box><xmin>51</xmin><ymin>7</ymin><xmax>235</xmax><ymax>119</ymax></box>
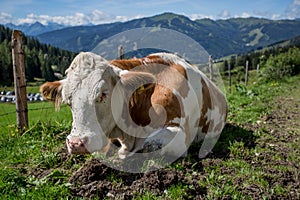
<box><xmin>0</xmin><ymin>75</ymin><xmax>299</xmax><ymax>199</ymax></box>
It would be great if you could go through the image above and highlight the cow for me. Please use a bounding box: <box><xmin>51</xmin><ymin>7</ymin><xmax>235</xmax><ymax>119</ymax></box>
<box><xmin>40</xmin><ymin>52</ymin><xmax>227</xmax><ymax>160</ymax></box>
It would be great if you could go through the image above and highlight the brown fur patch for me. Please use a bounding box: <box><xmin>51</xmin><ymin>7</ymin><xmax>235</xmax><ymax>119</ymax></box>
<box><xmin>198</xmin><ymin>79</ymin><xmax>212</xmax><ymax>133</ymax></box>
<box><xmin>110</xmin><ymin>56</ymin><xmax>187</xmax><ymax>79</ymax></box>
<box><xmin>209</xmin><ymin>83</ymin><xmax>228</xmax><ymax>123</ymax></box>
<box><xmin>184</xmin><ymin>116</ymin><xmax>190</xmax><ymax>148</ymax></box>
<box><xmin>110</xmin><ymin>59</ymin><xmax>142</xmax><ymax>70</ymax></box>
<box><xmin>150</xmin><ymin>84</ymin><xmax>182</xmax><ymax>127</ymax></box>
<box><xmin>111</xmin><ymin>55</ymin><xmax>190</xmax><ymax>128</ymax></box>
<box><xmin>40</xmin><ymin>81</ymin><xmax>62</xmax><ymax>110</ymax></box>
<box><xmin>198</xmin><ymin>78</ymin><xmax>227</xmax><ymax>134</ymax></box>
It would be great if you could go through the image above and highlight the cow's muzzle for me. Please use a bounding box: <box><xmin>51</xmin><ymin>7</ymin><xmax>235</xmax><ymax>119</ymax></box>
<box><xmin>66</xmin><ymin>136</ymin><xmax>89</xmax><ymax>154</ymax></box>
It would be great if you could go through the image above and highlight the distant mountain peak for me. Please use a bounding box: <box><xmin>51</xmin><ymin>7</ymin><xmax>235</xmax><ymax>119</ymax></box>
<box><xmin>32</xmin><ymin>21</ymin><xmax>44</xmax><ymax>26</ymax></box>
<box><xmin>151</xmin><ymin>12</ymin><xmax>190</xmax><ymax>21</ymax></box>
<box><xmin>4</xmin><ymin>22</ymin><xmax>67</xmax><ymax>36</ymax></box>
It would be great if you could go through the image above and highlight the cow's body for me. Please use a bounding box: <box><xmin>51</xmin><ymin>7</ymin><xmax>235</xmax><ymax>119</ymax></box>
<box><xmin>40</xmin><ymin>52</ymin><xmax>227</xmax><ymax>159</ymax></box>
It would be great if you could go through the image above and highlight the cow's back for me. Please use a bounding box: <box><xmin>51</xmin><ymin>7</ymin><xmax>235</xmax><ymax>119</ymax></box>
<box><xmin>110</xmin><ymin>53</ymin><xmax>227</xmax><ymax>142</ymax></box>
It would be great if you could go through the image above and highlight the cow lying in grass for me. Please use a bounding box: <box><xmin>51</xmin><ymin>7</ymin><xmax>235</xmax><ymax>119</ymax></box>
<box><xmin>40</xmin><ymin>52</ymin><xmax>227</xmax><ymax>159</ymax></box>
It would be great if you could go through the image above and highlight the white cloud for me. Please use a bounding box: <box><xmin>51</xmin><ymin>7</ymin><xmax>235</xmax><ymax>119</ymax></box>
<box><xmin>285</xmin><ymin>0</ymin><xmax>300</xmax><ymax>19</ymax></box>
<box><xmin>218</xmin><ymin>10</ymin><xmax>231</xmax><ymax>19</ymax></box>
<box><xmin>233</xmin><ymin>12</ymin><xmax>251</xmax><ymax>18</ymax></box>
<box><xmin>17</xmin><ymin>13</ymin><xmax>51</xmax><ymax>25</ymax></box>
<box><xmin>271</xmin><ymin>14</ymin><xmax>281</xmax><ymax>20</ymax></box>
<box><xmin>190</xmin><ymin>10</ymin><xmax>274</xmax><ymax>21</ymax></box>
<box><xmin>294</xmin><ymin>0</ymin><xmax>300</xmax><ymax>6</ymax></box>
<box><xmin>189</xmin><ymin>13</ymin><xmax>215</xmax><ymax>20</ymax></box>
<box><xmin>241</xmin><ymin>12</ymin><xmax>251</xmax><ymax>18</ymax></box>
<box><xmin>252</xmin><ymin>10</ymin><xmax>283</xmax><ymax>20</ymax></box>
<box><xmin>0</xmin><ymin>12</ymin><xmax>13</xmax><ymax>24</ymax></box>
<box><xmin>12</xmin><ymin>9</ymin><xmax>141</xmax><ymax>26</ymax></box>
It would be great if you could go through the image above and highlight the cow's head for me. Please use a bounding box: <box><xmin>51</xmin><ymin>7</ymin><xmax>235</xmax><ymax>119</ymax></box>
<box><xmin>40</xmin><ymin>52</ymin><xmax>155</xmax><ymax>154</ymax></box>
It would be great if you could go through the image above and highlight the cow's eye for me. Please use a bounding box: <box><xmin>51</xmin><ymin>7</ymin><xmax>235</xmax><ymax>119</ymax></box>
<box><xmin>66</xmin><ymin>98</ymin><xmax>72</xmax><ymax>107</ymax></box>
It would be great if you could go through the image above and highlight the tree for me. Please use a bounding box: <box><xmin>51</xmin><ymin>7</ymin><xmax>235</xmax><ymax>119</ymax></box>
<box><xmin>0</xmin><ymin>25</ymin><xmax>76</xmax><ymax>85</ymax></box>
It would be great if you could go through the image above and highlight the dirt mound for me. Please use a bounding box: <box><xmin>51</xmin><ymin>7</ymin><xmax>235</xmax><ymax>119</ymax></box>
<box><xmin>69</xmin><ymin>158</ymin><xmax>206</xmax><ymax>199</ymax></box>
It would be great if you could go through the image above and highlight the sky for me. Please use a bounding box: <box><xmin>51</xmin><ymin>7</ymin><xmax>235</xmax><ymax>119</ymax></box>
<box><xmin>0</xmin><ymin>0</ymin><xmax>300</xmax><ymax>26</ymax></box>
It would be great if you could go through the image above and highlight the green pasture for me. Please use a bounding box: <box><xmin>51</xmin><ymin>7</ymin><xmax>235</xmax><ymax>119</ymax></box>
<box><xmin>0</xmin><ymin>101</ymin><xmax>71</xmax><ymax>133</ymax></box>
<box><xmin>0</xmin><ymin>73</ymin><xmax>299</xmax><ymax>199</ymax></box>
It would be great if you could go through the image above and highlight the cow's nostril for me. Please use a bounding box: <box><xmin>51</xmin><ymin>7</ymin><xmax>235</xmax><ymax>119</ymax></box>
<box><xmin>81</xmin><ymin>136</ymin><xmax>88</xmax><ymax>145</ymax></box>
<box><xmin>66</xmin><ymin>138</ymin><xmax>72</xmax><ymax>146</ymax></box>
<box><xmin>78</xmin><ymin>141</ymin><xmax>84</xmax><ymax>147</ymax></box>
<box><xmin>66</xmin><ymin>136</ymin><xmax>89</xmax><ymax>154</ymax></box>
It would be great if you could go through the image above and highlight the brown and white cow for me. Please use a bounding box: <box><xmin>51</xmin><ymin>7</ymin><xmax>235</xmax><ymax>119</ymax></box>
<box><xmin>40</xmin><ymin>52</ymin><xmax>227</xmax><ymax>159</ymax></box>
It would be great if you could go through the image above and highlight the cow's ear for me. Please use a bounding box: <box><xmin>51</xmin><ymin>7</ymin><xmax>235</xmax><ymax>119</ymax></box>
<box><xmin>119</xmin><ymin>71</ymin><xmax>156</xmax><ymax>92</ymax></box>
<box><xmin>40</xmin><ymin>81</ymin><xmax>63</xmax><ymax>110</ymax></box>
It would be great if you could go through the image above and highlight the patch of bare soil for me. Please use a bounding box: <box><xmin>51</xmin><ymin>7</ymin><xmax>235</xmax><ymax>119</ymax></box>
<box><xmin>69</xmin><ymin>158</ymin><xmax>207</xmax><ymax>199</ymax></box>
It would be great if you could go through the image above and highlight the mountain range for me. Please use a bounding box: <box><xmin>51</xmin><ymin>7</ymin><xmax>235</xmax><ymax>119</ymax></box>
<box><xmin>5</xmin><ymin>22</ymin><xmax>67</xmax><ymax>36</ymax></box>
<box><xmin>5</xmin><ymin>13</ymin><xmax>300</xmax><ymax>58</ymax></box>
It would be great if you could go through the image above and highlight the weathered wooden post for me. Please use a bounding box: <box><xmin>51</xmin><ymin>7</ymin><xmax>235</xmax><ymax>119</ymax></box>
<box><xmin>12</xmin><ymin>30</ymin><xmax>28</xmax><ymax>131</ymax></box>
<box><xmin>209</xmin><ymin>55</ymin><xmax>213</xmax><ymax>81</ymax></box>
<box><xmin>245</xmin><ymin>60</ymin><xmax>249</xmax><ymax>86</ymax></box>
<box><xmin>118</xmin><ymin>45</ymin><xmax>124</xmax><ymax>60</ymax></box>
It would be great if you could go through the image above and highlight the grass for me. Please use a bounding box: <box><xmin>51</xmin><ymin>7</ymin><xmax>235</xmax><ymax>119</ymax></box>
<box><xmin>199</xmin><ymin>75</ymin><xmax>300</xmax><ymax>199</ymax></box>
<box><xmin>0</xmin><ymin>121</ymin><xmax>73</xmax><ymax>199</ymax></box>
<box><xmin>0</xmin><ymin>97</ymin><xmax>74</xmax><ymax>199</ymax></box>
<box><xmin>0</xmin><ymin>73</ymin><xmax>299</xmax><ymax>199</ymax></box>
<box><xmin>0</xmin><ymin>101</ymin><xmax>71</xmax><ymax>132</ymax></box>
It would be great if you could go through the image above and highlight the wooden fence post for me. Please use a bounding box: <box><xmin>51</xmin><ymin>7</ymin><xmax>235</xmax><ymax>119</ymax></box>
<box><xmin>12</xmin><ymin>30</ymin><xmax>28</xmax><ymax>131</ymax></box>
<box><xmin>118</xmin><ymin>45</ymin><xmax>124</xmax><ymax>60</ymax></box>
<box><xmin>209</xmin><ymin>55</ymin><xmax>213</xmax><ymax>81</ymax></box>
<box><xmin>245</xmin><ymin>60</ymin><xmax>249</xmax><ymax>86</ymax></box>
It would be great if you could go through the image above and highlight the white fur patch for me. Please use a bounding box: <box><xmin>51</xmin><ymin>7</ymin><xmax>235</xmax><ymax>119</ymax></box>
<box><xmin>119</xmin><ymin>70</ymin><xmax>129</xmax><ymax>76</ymax></box>
<box><xmin>150</xmin><ymin>52</ymin><xmax>183</xmax><ymax>65</ymax></box>
<box><xmin>144</xmin><ymin>126</ymin><xmax>187</xmax><ymax>157</ymax></box>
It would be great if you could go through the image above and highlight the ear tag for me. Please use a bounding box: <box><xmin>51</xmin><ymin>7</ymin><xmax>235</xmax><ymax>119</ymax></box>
<box><xmin>137</xmin><ymin>85</ymin><xmax>145</xmax><ymax>92</ymax></box>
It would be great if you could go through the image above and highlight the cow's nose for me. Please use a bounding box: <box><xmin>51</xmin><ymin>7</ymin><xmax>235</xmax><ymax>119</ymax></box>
<box><xmin>66</xmin><ymin>136</ymin><xmax>89</xmax><ymax>154</ymax></box>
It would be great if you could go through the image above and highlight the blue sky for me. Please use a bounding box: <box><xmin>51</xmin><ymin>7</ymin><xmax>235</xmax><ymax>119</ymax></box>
<box><xmin>0</xmin><ymin>0</ymin><xmax>299</xmax><ymax>25</ymax></box>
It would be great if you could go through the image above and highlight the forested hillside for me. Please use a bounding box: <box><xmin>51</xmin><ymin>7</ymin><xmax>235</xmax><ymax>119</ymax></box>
<box><xmin>0</xmin><ymin>25</ymin><xmax>76</xmax><ymax>86</ymax></box>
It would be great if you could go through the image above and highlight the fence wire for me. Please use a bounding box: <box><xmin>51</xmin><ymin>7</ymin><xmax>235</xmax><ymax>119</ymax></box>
<box><xmin>0</xmin><ymin>100</ymin><xmax>70</xmax><ymax>131</ymax></box>
<box><xmin>0</xmin><ymin>104</ymin><xmax>67</xmax><ymax>117</ymax></box>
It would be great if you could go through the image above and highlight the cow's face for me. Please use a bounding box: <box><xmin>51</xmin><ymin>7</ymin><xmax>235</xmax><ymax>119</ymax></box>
<box><xmin>63</xmin><ymin>70</ymin><xmax>116</xmax><ymax>154</ymax></box>
<box><xmin>40</xmin><ymin>52</ymin><xmax>156</xmax><ymax>155</ymax></box>
<box><xmin>41</xmin><ymin>52</ymin><xmax>118</xmax><ymax>154</ymax></box>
